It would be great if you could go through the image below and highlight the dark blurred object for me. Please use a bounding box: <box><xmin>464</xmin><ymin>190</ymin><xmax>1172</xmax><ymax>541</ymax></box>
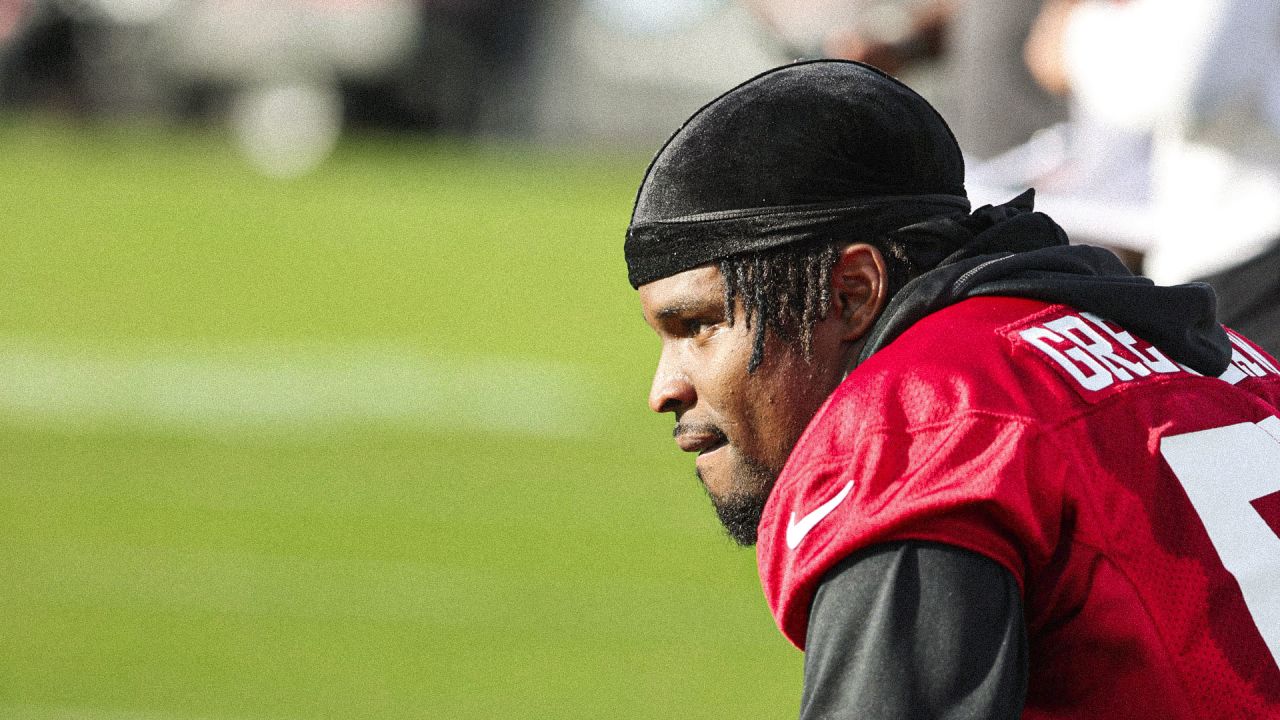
<box><xmin>0</xmin><ymin>0</ymin><xmax>100</xmax><ymax>113</ymax></box>
<box><xmin>343</xmin><ymin>0</ymin><xmax>546</xmax><ymax>134</ymax></box>
<box><xmin>1201</xmin><ymin>239</ymin><xmax>1280</xmax><ymax>355</ymax></box>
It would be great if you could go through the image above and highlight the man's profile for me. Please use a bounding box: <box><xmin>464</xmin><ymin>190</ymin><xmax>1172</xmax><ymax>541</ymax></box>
<box><xmin>626</xmin><ymin>60</ymin><xmax>1280</xmax><ymax>718</ymax></box>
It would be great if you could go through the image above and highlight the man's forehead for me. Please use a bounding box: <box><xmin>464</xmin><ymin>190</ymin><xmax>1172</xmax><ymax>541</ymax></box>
<box><xmin>638</xmin><ymin>265</ymin><xmax>724</xmax><ymax>318</ymax></box>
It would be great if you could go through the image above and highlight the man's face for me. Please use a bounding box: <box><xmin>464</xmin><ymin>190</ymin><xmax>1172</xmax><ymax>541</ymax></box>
<box><xmin>639</xmin><ymin>265</ymin><xmax>848</xmax><ymax>545</ymax></box>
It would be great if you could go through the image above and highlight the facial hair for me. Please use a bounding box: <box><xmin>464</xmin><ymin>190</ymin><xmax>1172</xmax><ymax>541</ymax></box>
<box><xmin>697</xmin><ymin>449</ymin><xmax>777</xmax><ymax>547</ymax></box>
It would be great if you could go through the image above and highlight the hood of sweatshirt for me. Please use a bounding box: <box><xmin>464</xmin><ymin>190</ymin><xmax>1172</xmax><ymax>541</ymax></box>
<box><xmin>859</xmin><ymin>190</ymin><xmax>1231</xmax><ymax>376</ymax></box>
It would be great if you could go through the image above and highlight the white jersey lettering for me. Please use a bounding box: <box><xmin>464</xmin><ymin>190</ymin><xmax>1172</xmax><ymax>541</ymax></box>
<box><xmin>1020</xmin><ymin>325</ymin><xmax>1115</xmax><ymax>391</ymax></box>
<box><xmin>1228</xmin><ymin>333</ymin><xmax>1280</xmax><ymax>380</ymax></box>
<box><xmin>1021</xmin><ymin>313</ymin><xmax>1279</xmax><ymax>393</ymax></box>
<box><xmin>1082</xmin><ymin>312</ymin><xmax>1180</xmax><ymax>375</ymax></box>
<box><xmin>1045</xmin><ymin>315</ymin><xmax>1150</xmax><ymax>382</ymax></box>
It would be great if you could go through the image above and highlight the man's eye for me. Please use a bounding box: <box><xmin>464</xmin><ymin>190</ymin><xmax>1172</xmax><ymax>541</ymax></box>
<box><xmin>685</xmin><ymin>319</ymin><xmax>719</xmax><ymax>337</ymax></box>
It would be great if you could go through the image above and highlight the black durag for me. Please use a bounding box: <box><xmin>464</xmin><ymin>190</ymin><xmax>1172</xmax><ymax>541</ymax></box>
<box><xmin>626</xmin><ymin>60</ymin><xmax>969</xmax><ymax>289</ymax></box>
<box><xmin>624</xmin><ymin>60</ymin><xmax>1231</xmax><ymax>375</ymax></box>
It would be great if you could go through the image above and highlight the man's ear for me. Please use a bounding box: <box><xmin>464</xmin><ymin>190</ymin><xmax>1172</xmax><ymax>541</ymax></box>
<box><xmin>831</xmin><ymin>243</ymin><xmax>889</xmax><ymax>342</ymax></box>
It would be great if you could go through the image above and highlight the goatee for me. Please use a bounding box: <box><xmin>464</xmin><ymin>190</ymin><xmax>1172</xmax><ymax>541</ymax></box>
<box><xmin>697</xmin><ymin>453</ymin><xmax>777</xmax><ymax>547</ymax></box>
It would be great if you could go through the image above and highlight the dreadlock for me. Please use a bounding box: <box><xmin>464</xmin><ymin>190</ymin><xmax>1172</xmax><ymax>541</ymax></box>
<box><xmin>720</xmin><ymin>237</ymin><xmax>921</xmax><ymax>373</ymax></box>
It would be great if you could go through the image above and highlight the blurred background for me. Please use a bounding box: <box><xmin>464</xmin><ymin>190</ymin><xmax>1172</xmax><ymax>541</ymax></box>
<box><xmin>2</xmin><ymin>0</ymin><xmax>1277</xmax><ymax>718</ymax></box>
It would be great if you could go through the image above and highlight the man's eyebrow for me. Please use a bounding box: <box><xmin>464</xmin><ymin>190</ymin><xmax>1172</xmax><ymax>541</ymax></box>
<box><xmin>655</xmin><ymin>301</ymin><xmax>719</xmax><ymax>320</ymax></box>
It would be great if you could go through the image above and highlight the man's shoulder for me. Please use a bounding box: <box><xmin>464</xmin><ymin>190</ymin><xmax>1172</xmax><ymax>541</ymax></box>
<box><xmin>862</xmin><ymin>295</ymin><xmax>1062</xmax><ymax>383</ymax></box>
<box><xmin>824</xmin><ymin>297</ymin><xmax>1077</xmax><ymax>432</ymax></box>
<box><xmin>826</xmin><ymin>295</ymin><xmax>1265</xmax><ymax>436</ymax></box>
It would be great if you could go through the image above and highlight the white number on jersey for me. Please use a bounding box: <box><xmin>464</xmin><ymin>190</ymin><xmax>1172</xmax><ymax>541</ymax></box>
<box><xmin>1161</xmin><ymin>416</ymin><xmax>1280</xmax><ymax>666</ymax></box>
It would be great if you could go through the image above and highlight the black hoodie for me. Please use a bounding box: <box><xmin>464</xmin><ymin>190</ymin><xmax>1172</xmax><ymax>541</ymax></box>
<box><xmin>859</xmin><ymin>190</ymin><xmax>1231</xmax><ymax>376</ymax></box>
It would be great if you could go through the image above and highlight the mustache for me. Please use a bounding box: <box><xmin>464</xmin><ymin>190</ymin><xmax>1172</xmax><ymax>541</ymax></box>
<box><xmin>673</xmin><ymin>420</ymin><xmax>727</xmax><ymax>443</ymax></box>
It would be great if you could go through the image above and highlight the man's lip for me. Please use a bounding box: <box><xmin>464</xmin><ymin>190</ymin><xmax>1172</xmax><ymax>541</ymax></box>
<box><xmin>675</xmin><ymin>432</ymin><xmax>728</xmax><ymax>454</ymax></box>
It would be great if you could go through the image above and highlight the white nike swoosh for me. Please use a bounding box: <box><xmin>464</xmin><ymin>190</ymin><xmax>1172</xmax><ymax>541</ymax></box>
<box><xmin>785</xmin><ymin>481</ymin><xmax>854</xmax><ymax>550</ymax></box>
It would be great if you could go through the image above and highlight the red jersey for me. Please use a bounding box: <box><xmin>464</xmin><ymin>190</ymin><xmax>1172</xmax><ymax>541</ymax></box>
<box><xmin>757</xmin><ymin>296</ymin><xmax>1280</xmax><ymax>719</ymax></box>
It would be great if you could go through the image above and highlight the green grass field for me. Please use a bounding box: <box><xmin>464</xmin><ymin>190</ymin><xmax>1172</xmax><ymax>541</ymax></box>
<box><xmin>0</xmin><ymin>120</ymin><xmax>801</xmax><ymax>719</ymax></box>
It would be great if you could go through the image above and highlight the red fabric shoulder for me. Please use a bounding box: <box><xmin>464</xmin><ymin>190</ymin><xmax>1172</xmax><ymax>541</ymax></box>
<box><xmin>757</xmin><ymin>296</ymin><xmax>1280</xmax><ymax>715</ymax></box>
<box><xmin>757</xmin><ymin>297</ymin><xmax>1073</xmax><ymax>647</ymax></box>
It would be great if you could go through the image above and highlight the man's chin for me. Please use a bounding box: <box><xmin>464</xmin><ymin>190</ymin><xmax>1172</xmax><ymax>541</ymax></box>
<box><xmin>695</xmin><ymin>450</ymin><xmax>778</xmax><ymax>547</ymax></box>
<box><xmin>710</xmin><ymin>491</ymin><xmax>768</xmax><ymax>546</ymax></box>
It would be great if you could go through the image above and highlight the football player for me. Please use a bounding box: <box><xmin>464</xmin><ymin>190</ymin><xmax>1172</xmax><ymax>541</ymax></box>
<box><xmin>627</xmin><ymin>60</ymin><xmax>1280</xmax><ymax>718</ymax></box>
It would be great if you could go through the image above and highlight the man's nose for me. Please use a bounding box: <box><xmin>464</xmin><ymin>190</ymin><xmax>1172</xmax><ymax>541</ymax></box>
<box><xmin>648</xmin><ymin>350</ymin><xmax>695</xmax><ymax>414</ymax></box>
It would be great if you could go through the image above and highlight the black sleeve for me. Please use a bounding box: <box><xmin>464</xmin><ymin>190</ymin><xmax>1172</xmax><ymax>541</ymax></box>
<box><xmin>799</xmin><ymin>541</ymin><xmax>1028</xmax><ymax>720</ymax></box>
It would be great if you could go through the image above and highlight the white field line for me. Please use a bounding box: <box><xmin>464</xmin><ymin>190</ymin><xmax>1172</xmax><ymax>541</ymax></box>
<box><xmin>6</xmin><ymin>540</ymin><xmax>721</xmax><ymax>629</ymax></box>
<box><xmin>0</xmin><ymin>339</ymin><xmax>598</xmax><ymax>438</ymax></box>
<box><xmin>8</xmin><ymin>540</ymin><xmax>503</xmax><ymax>626</ymax></box>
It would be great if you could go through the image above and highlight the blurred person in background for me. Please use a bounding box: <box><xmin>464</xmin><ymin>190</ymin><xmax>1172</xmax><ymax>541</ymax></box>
<box><xmin>742</xmin><ymin>0</ymin><xmax>1066</xmax><ymax>159</ymax></box>
<box><xmin>1024</xmin><ymin>0</ymin><xmax>1280</xmax><ymax>354</ymax></box>
<box><xmin>743</xmin><ymin>0</ymin><xmax>951</xmax><ymax>76</ymax></box>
